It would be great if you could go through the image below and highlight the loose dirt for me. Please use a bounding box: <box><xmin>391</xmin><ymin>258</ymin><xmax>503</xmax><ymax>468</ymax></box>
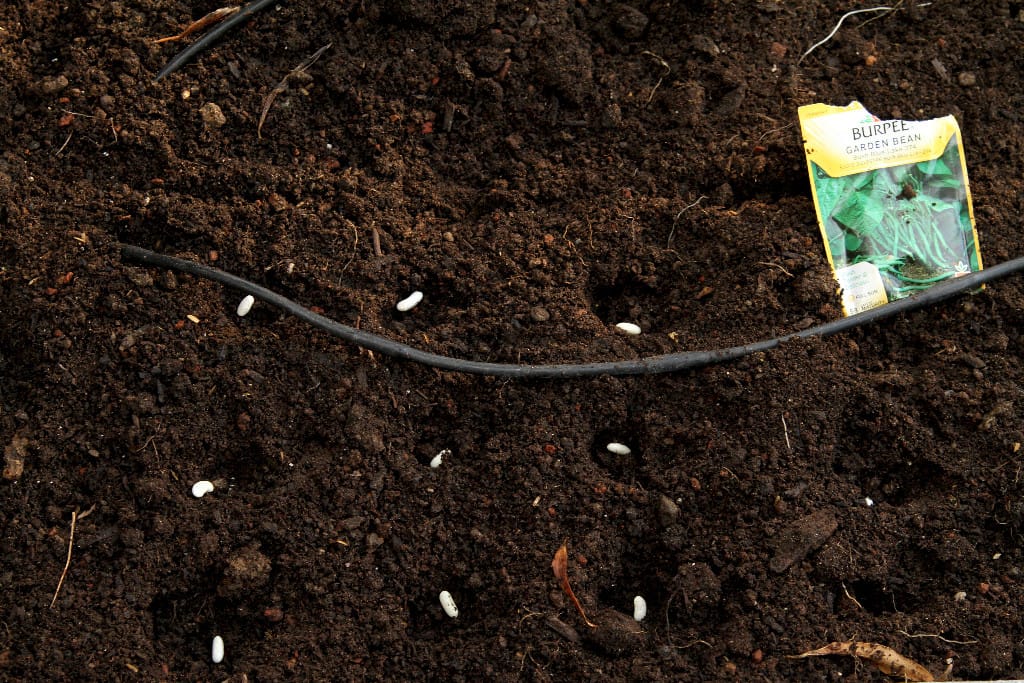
<box><xmin>2</xmin><ymin>1</ymin><xmax>1024</xmax><ymax>680</ymax></box>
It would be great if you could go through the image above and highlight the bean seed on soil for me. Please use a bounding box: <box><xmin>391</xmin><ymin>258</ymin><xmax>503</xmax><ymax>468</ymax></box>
<box><xmin>615</xmin><ymin>322</ymin><xmax>642</xmax><ymax>335</ymax></box>
<box><xmin>236</xmin><ymin>295</ymin><xmax>255</xmax><ymax>317</ymax></box>
<box><xmin>606</xmin><ymin>442</ymin><xmax>632</xmax><ymax>456</ymax></box>
<box><xmin>191</xmin><ymin>480</ymin><xmax>215</xmax><ymax>498</ymax></box>
<box><xmin>430</xmin><ymin>449</ymin><xmax>449</xmax><ymax>468</ymax></box>
<box><xmin>633</xmin><ymin>596</ymin><xmax>647</xmax><ymax>622</ymax></box>
<box><xmin>211</xmin><ymin>635</ymin><xmax>224</xmax><ymax>663</ymax></box>
<box><xmin>439</xmin><ymin>590</ymin><xmax>458</xmax><ymax>617</ymax></box>
<box><xmin>396</xmin><ymin>291</ymin><xmax>423</xmax><ymax>312</ymax></box>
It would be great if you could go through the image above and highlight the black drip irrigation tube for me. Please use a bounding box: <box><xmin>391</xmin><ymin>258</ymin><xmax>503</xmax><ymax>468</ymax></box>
<box><xmin>121</xmin><ymin>245</ymin><xmax>1024</xmax><ymax>379</ymax></box>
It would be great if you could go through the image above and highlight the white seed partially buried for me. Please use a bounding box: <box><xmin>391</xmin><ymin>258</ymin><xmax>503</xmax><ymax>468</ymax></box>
<box><xmin>606</xmin><ymin>442</ymin><xmax>632</xmax><ymax>456</ymax></box>
<box><xmin>211</xmin><ymin>635</ymin><xmax>224</xmax><ymax>663</ymax></box>
<box><xmin>396</xmin><ymin>291</ymin><xmax>424</xmax><ymax>312</ymax></box>
<box><xmin>439</xmin><ymin>590</ymin><xmax>459</xmax><ymax>618</ymax></box>
<box><xmin>236</xmin><ymin>294</ymin><xmax>255</xmax><ymax>317</ymax></box>
<box><xmin>633</xmin><ymin>595</ymin><xmax>648</xmax><ymax>622</ymax></box>
<box><xmin>615</xmin><ymin>322</ymin><xmax>642</xmax><ymax>335</ymax></box>
<box><xmin>191</xmin><ymin>480</ymin><xmax>215</xmax><ymax>498</ymax></box>
<box><xmin>430</xmin><ymin>449</ymin><xmax>450</xmax><ymax>469</ymax></box>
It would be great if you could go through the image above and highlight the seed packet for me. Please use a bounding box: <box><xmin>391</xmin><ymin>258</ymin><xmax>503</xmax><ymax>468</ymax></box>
<box><xmin>798</xmin><ymin>101</ymin><xmax>981</xmax><ymax>315</ymax></box>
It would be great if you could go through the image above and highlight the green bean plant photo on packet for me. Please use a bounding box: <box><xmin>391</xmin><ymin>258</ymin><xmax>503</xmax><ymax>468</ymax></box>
<box><xmin>799</xmin><ymin>101</ymin><xmax>981</xmax><ymax>315</ymax></box>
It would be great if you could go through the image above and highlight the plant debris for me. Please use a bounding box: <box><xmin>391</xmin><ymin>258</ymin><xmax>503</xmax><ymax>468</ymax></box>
<box><xmin>552</xmin><ymin>543</ymin><xmax>597</xmax><ymax>628</ymax></box>
<box><xmin>153</xmin><ymin>6</ymin><xmax>240</xmax><ymax>45</ymax></box>
<box><xmin>788</xmin><ymin>641</ymin><xmax>935</xmax><ymax>681</ymax></box>
<box><xmin>257</xmin><ymin>43</ymin><xmax>332</xmax><ymax>139</ymax></box>
<box><xmin>153</xmin><ymin>0</ymin><xmax>278</xmax><ymax>82</ymax></box>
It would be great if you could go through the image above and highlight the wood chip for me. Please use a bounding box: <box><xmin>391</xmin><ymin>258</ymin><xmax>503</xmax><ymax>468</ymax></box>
<box><xmin>769</xmin><ymin>509</ymin><xmax>838</xmax><ymax>573</ymax></box>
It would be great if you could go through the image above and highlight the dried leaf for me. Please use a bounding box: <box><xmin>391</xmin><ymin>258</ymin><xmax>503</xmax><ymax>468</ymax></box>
<box><xmin>789</xmin><ymin>641</ymin><xmax>934</xmax><ymax>681</ymax></box>
<box><xmin>551</xmin><ymin>544</ymin><xmax>597</xmax><ymax>628</ymax></box>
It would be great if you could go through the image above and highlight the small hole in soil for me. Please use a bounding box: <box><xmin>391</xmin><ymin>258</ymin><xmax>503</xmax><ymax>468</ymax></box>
<box><xmin>590</xmin><ymin>279</ymin><xmax>658</xmax><ymax>329</ymax></box>
<box><xmin>407</xmin><ymin>583</ymin><xmax>475</xmax><ymax>636</ymax></box>
<box><xmin>843</xmin><ymin>579</ymin><xmax>919</xmax><ymax>615</ymax></box>
<box><xmin>864</xmin><ymin>460</ymin><xmax>946</xmax><ymax>506</ymax></box>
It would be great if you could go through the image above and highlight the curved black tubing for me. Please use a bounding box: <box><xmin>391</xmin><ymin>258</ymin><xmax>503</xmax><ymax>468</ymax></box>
<box><xmin>154</xmin><ymin>0</ymin><xmax>280</xmax><ymax>82</ymax></box>
<box><xmin>121</xmin><ymin>245</ymin><xmax>1024</xmax><ymax>378</ymax></box>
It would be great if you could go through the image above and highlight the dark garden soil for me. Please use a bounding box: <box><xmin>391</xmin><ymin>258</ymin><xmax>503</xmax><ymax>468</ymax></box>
<box><xmin>3</xmin><ymin>1</ymin><xmax>1024</xmax><ymax>680</ymax></box>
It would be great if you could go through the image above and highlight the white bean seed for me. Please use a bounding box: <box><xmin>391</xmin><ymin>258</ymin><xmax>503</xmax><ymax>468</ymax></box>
<box><xmin>633</xmin><ymin>595</ymin><xmax>647</xmax><ymax>622</ymax></box>
<box><xmin>430</xmin><ymin>449</ymin><xmax>450</xmax><ymax>469</ymax></box>
<box><xmin>211</xmin><ymin>635</ymin><xmax>224</xmax><ymax>663</ymax></box>
<box><xmin>191</xmin><ymin>480</ymin><xmax>215</xmax><ymax>498</ymax></box>
<box><xmin>236</xmin><ymin>295</ymin><xmax>255</xmax><ymax>317</ymax></box>
<box><xmin>396</xmin><ymin>291</ymin><xmax>424</xmax><ymax>312</ymax></box>
<box><xmin>615</xmin><ymin>322</ymin><xmax>642</xmax><ymax>335</ymax></box>
<box><xmin>439</xmin><ymin>590</ymin><xmax>459</xmax><ymax>618</ymax></box>
<box><xmin>606</xmin><ymin>442</ymin><xmax>632</xmax><ymax>456</ymax></box>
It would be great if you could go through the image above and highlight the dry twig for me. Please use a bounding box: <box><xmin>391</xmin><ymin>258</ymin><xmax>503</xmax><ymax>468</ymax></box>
<box><xmin>798</xmin><ymin>3</ymin><xmax>932</xmax><ymax>64</ymax></box>
<box><xmin>153</xmin><ymin>0</ymin><xmax>278</xmax><ymax>81</ymax></box>
<box><xmin>258</xmin><ymin>43</ymin><xmax>332</xmax><ymax>138</ymax></box>
<box><xmin>641</xmin><ymin>51</ymin><xmax>670</xmax><ymax>105</ymax></box>
<box><xmin>897</xmin><ymin>630</ymin><xmax>979</xmax><ymax>645</ymax></box>
<box><xmin>841</xmin><ymin>582</ymin><xmax>865</xmax><ymax>611</ymax></box>
<box><xmin>153</xmin><ymin>6</ymin><xmax>240</xmax><ymax>44</ymax></box>
<box><xmin>50</xmin><ymin>508</ymin><xmax>78</xmax><ymax>607</ymax></box>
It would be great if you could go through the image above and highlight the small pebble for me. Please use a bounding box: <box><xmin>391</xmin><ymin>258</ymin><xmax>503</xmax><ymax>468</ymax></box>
<box><xmin>864</xmin><ymin>497</ymin><xmax>874</xmax><ymax>507</ymax></box>
<box><xmin>439</xmin><ymin>590</ymin><xmax>459</xmax><ymax>618</ymax></box>
<box><xmin>606</xmin><ymin>442</ymin><xmax>632</xmax><ymax>456</ymax></box>
<box><xmin>633</xmin><ymin>595</ymin><xmax>647</xmax><ymax>622</ymax></box>
<box><xmin>236</xmin><ymin>295</ymin><xmax>255</xmax><ymax>317</ymax></box>
<box><xmin>615</xmin><ymin>322</ymin><xmax>642</xmax><ymax>335</ymax></box>
<box><xmin>39</xmin><ymin>75</ymin><xmax>69</xmax><ymax>95</ymax></box>
<box><xmin>200</xmin><ymin>101</ymin><xmax>226</xmax><ymax>128</ymax></box>
<box><xmin>957</xmin><ymin>71</ymin><xmax>977</xmax><ymax>87</ymax></box>
<box><xmin>211</xmin><ymin>635</ymin><xmax>224</xmax><ymax>663</ymax></box>
<box><xmin>191</xmin><ymin>480</ymin><xmax>215</xmax><ymax>498</ymax></box>
<box><xmin>396</xmin><ymin>291</ymin><xmax>424</xmax><ymax>312</ymax></box>
<box><xmin>656</xmin><ymin>494</ymin><xmax>680</xmax><ymax>527</ymax></box>
<box><xmin>530</xmin><ymin>306</ymin><xmax>551</xmax><ymax>323</ymax></box>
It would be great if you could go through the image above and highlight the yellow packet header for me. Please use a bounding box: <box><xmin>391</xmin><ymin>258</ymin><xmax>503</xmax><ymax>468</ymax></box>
<box><xmin>800</xmin><ymin>101</ymin><xmax>962</xmax><ymax>177</ymax></box>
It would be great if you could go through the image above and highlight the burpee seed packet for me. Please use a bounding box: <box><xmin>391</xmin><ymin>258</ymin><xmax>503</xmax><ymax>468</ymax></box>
<box><xmin>799</xmin><ymin>101</ymin><xmax>981</xmax><ymax>315</ymax></box>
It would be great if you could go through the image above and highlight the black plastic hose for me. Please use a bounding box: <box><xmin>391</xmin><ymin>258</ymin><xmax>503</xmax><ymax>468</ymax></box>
<box><xmin>121</xmin><ymin>245</ymin><xmax>1024</xmax><ymax>379</ymax></box>
<box><xmin>154</xmin><ymin>0</ymin><xmax>280</xmax><ymax>82</ymax></box>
